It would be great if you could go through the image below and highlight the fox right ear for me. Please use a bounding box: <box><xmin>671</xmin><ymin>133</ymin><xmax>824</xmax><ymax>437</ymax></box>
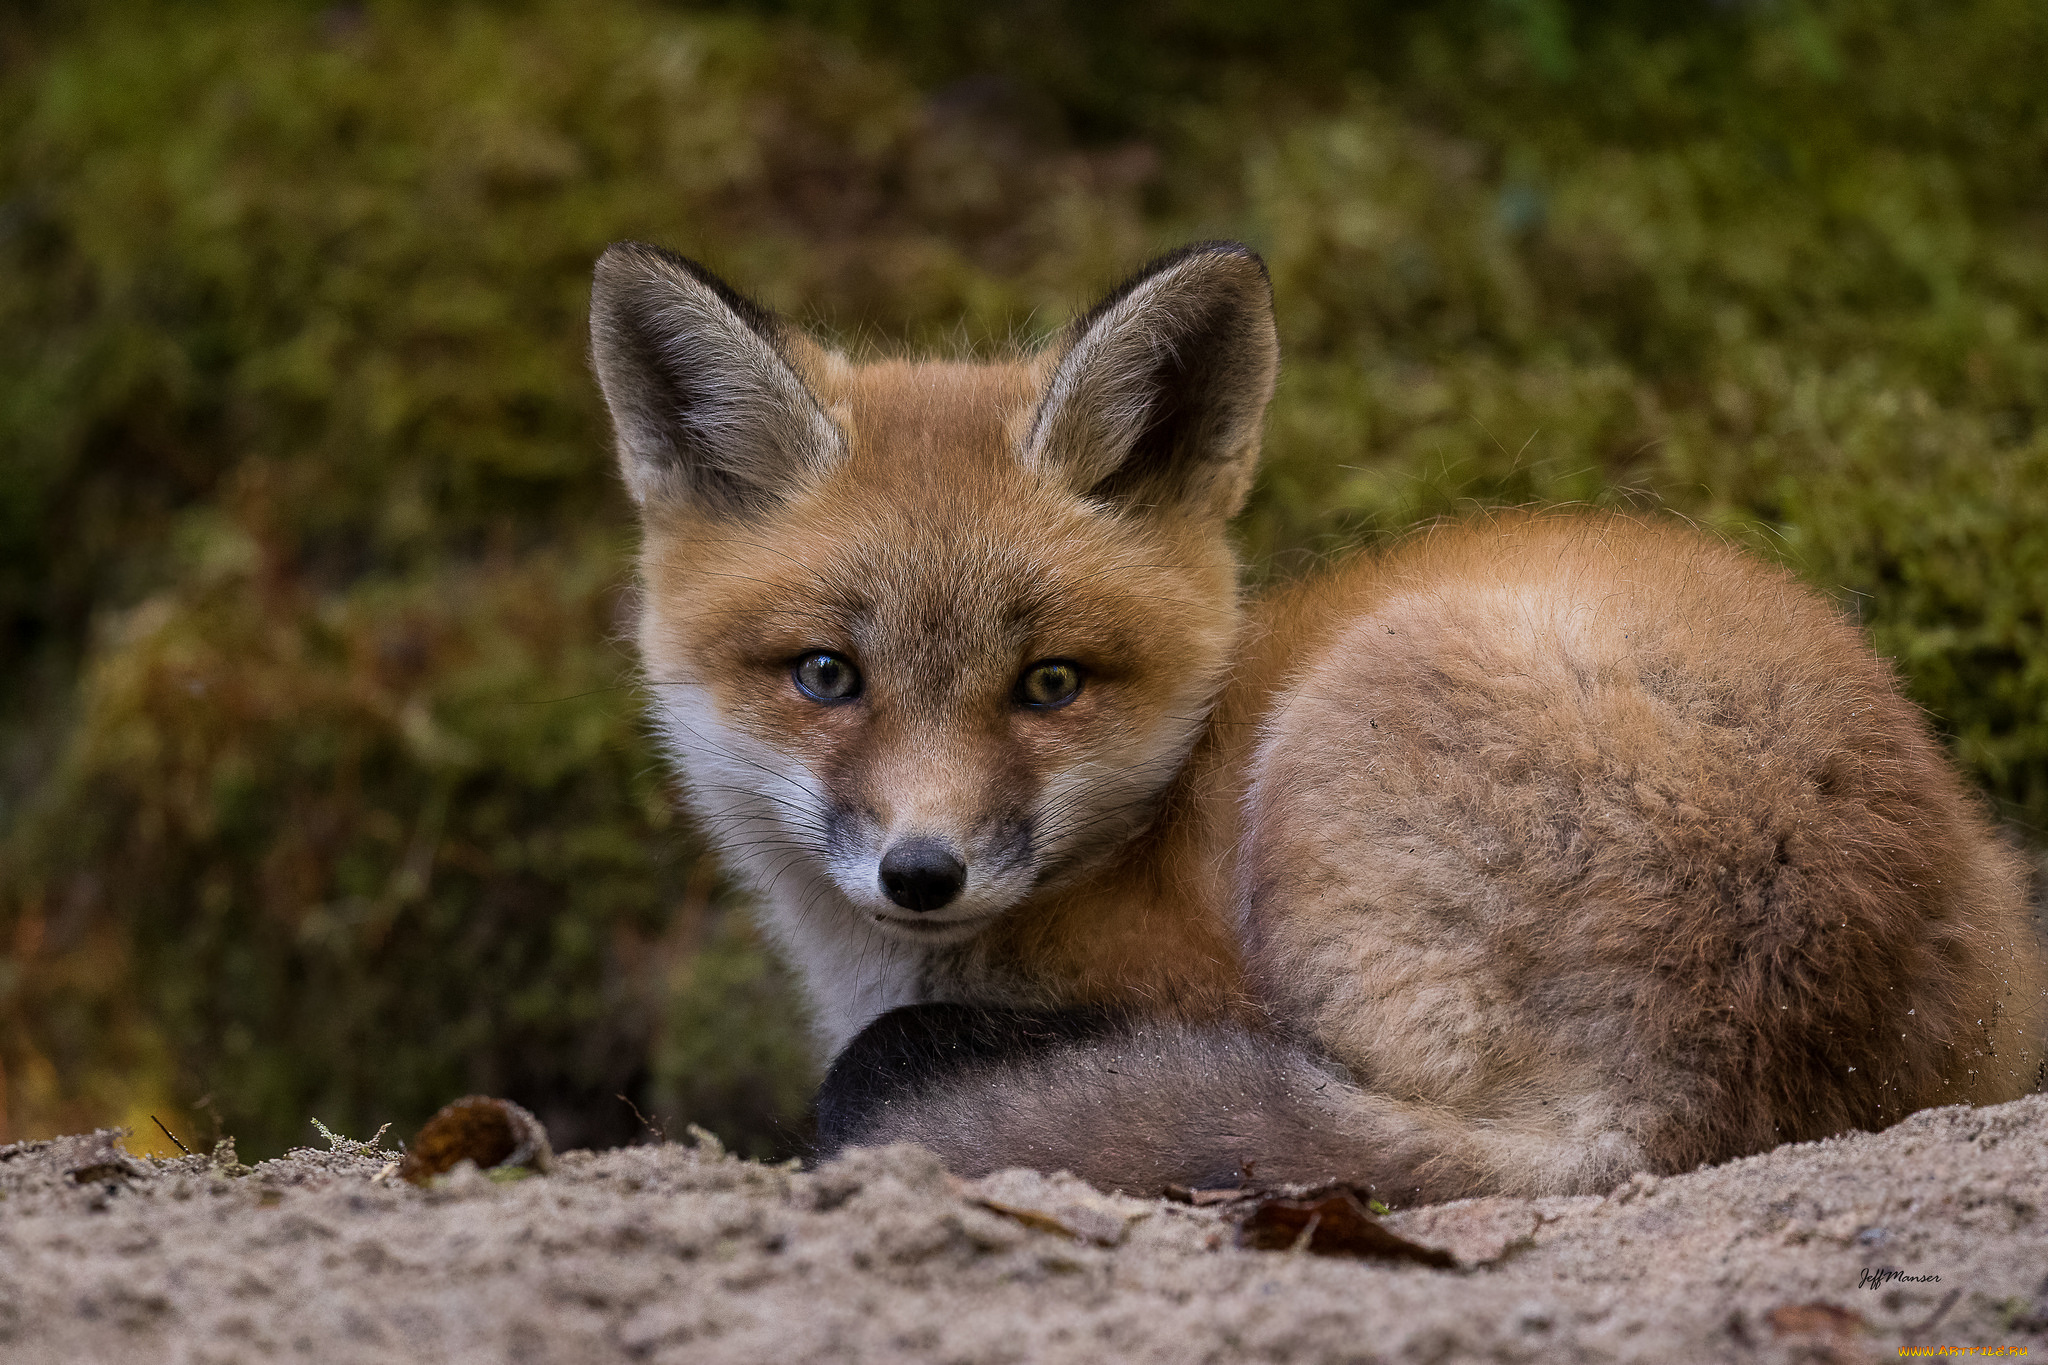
<box><xmin>590</xmin><ymin>242</ymin><xmax>844</xmax><ymax>514</ymax></box>
<box><xmin>1024</xmin><ymin>242</ymin><xmax>1278</xmax><ymax>520</ymax></box>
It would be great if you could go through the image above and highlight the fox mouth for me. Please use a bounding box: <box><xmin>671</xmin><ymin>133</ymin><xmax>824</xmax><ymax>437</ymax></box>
<box><xmin>865</xmin><ymin>910</ymin><xmax>995</xmax><ymax>944</ymax></box>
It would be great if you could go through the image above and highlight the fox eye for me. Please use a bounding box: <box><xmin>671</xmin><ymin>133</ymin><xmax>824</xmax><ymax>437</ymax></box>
<box><xmin>793</xmin><ymin>652</ymin><xmax>861</xmax><ymax>702</ymax></box>
<box><xmin>1015</xmin><ymin>659</ymin><xmax>1083</xmax><ymax>709</ymax></box>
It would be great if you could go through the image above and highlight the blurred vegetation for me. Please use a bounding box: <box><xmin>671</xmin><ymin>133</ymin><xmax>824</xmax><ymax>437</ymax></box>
<box><xmin>2</xmin><ymin>0</ymin><xmax>2043</xmax><ymax>1158</ymax></box>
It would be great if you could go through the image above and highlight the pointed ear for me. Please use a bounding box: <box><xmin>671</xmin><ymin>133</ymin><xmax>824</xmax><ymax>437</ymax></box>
<box><xmin>590</xmin><ymin>242</ymin><xmax>844</xmax><ymax>514</ymax></box>
<box><xmin>1023</xmin><ymin>242</ymin><xmax>1278</xmax><ymax>519</ymax></box>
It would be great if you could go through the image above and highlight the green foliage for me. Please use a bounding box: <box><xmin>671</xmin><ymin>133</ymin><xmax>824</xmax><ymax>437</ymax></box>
<box><xmin>650</xmin><ymin>908</ymin><xmax>819</xmax><ymax>1159</ymax></box>
<box><xmin>1204</xmin><ymin>2</ymin><xmax>2048</xmax><ymax>830</ymax></box>
<box><xmin>2</xmin><ymin>0</ymin><xmax>2044</xmax><ymax>1155</ymax></box>
<box><xmin>0</xmin><ymin>0</ymin><xmax>1147</xmax><ymax>1154</ymax></box>
<box><xmin>708</xmin><ymin>0</ymin><xmax>1754</xmax><ymax>141</ymax></box>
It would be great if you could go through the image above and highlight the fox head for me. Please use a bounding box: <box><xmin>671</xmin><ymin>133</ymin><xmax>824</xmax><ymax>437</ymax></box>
<box><xmin>591</xmin><ymin>242</ymin><xmax>1277</xmax><ymax>953</ymax></box>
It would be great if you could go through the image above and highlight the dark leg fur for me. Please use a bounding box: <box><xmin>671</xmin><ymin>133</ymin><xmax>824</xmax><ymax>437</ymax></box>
<box><xmin>814</xmin><ymin>1003</ymin><xmax>1126</xmax><ymax>1160</ymax></box>
<box><xmin>818</xmin><ymin>1010</ymin><xmax>1486</xmax><ymax>1201</ymax></box>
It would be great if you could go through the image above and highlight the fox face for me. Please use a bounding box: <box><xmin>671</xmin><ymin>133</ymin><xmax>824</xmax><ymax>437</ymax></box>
<box><xmin>634</xmin><ymin>422</ymin><xmax>1237</xmax><ymax>945</ymax></box>
<box><xmin>592</xmin><ymin>243</ymin><xmax>1277</xmax><ymax>1033</ymax></box>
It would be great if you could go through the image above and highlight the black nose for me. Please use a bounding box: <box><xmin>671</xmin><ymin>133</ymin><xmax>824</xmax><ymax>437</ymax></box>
<box><xmin>879</xmin><ymin>839</ymin><xmax>966</xmax><ymax>913</ymax></box>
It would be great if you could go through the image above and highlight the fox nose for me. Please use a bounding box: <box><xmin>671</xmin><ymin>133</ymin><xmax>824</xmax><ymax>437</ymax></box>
<box><xmin>879</xmin><ymin>839</ymin><xmax>966</xmax><ymax>913</ymax></box>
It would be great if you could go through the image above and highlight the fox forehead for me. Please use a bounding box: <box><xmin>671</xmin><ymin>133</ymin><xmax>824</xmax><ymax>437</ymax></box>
<box><xmin>637</xmin><ymin>357</ymin><xmax>1239</xmax><ymax>689</ymax></box>
<box><xmin>820</xmin><ymin>357</ymin><xmax>1045</xmax><ymax>490</ymax></box>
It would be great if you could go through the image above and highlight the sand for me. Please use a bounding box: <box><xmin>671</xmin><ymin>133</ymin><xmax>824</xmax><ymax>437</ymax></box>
<box><xmin>1</xmin><ymin>1095</ymin><xmax>2043</xmax><ymax>1364</ymax></box>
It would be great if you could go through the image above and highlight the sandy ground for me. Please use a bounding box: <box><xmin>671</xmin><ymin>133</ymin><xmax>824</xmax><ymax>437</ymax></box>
<box><xmin>2</xmin><ymin>1095</ymin><xmax>2044</xmax><ymax>1364</ymax></box>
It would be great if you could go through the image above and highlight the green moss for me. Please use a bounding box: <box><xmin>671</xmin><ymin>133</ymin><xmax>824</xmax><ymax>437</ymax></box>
<box><xmin>1211</xmin><ymin>9</ymin><xmax>2048</xmax><ymax>827</ymax></box>
<box><xmin>650</xmin><ymin>910</ymin><xmax>820</xmax><ymax>1161</ymax></box>
<box><xmin>2</xmin><ymin>0</ymin><xmax>2044</xmax><ymax>1155</ymax></box>
<box><xmin>0</xmin><ymin>0</ymin><xmax>1148</xmax><ymax>1154</ymax></box>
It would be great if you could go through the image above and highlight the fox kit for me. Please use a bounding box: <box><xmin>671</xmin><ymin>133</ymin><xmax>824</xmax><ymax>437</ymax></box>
<box><xmin>591</xmin><ymin>240</ymin><xmax>2045</xmax><ymax>1202</ymax></box>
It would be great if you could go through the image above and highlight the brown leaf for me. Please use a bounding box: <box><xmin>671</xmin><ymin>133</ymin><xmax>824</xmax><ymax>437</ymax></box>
<box><xmin>397</xmin><ymin>1096</ymin><xmax>552</xmax><ymax>1186</ymax></box>
<box><xmin>61</xmin><ymin>1131</ymin><xmax>150</xmax><ymax>1186</ymax></box>
<box><xmin>1161</xmin><ymin>1184</ymin><xmax>1258</xmax><ymax>1208</ymax></box>
<box><xmin>1383</xmin><ymin>1197</ymin><xmax>1543</xmax><ymax>1268</ymax></box>
<box><xmin>1766</xmin><ymin>1302</ymin><xmax>1865</xmax><ymax>1337</ymax></box>
<box><xmin>1240</xmin><ymin>1186</ymin><xmax>1457</xmax><ymax>1266</ymax></box>
<box><xmin>965</xmin><ymin>1170</ymin><xmax>1145</xmax><ymax>1247</ymax></box>
<box><xmin>972</xmin><ymin>1199</ymin><xmax>1091</xmax><ymax>1241</ymax></box>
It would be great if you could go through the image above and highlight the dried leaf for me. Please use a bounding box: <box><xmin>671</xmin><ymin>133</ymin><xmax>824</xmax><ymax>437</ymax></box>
<box><xmin>62</xmin><ymin>1132</ymin><xmax>149</xmax><ymax>1186</ymax></box>
<box><xmin>1766</xmin><ymin>1303</ymin><xmax>1865</xmax><ymax>1337</ymax></box>
<box><xmin>397</xmin><ymin>1096</ymin><xmax>552</xmax><ymax>1186</ymax></box>
<box><xmin>1161</xmin><ymin>1184</ymin><xmax>1259</xmax><ymax>1208</ymax></box>
<box><xmin>1383</xmin><ymin>1197</ymin><xmax>1543</xmax><ymax>1268</ymax></box>
<box><xmin>1240</xmin><ymin>1185</ymin><xmax>1457</xmax><ymax>1266</ymax></box>
<box><xmin>965</xmin><ymin>1170</ymin><xmax>1147</xmax><ymax>1246</ymax></box>
<box><xmin>973</xmin><ymin>1199</ymin><xmax>1090</xmax><ymax>1241</ymax></box>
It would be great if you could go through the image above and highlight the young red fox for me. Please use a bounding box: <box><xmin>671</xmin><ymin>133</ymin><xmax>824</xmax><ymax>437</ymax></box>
<box><xmin>591</xmin><ymin>240</ymin><xmax>2045</xmax><ymax>1202</ymax></box>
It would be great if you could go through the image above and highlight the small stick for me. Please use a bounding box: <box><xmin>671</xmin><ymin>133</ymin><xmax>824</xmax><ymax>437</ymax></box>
<box><xmin>617</xmin><ymin>1093</ymin><xmax>666</xmax><ymax>1143</ymax></box>
<box><xmin>151</xmin><ymin>1115</ymin><xmax>192</xmax><ymax>1157</ymax></box>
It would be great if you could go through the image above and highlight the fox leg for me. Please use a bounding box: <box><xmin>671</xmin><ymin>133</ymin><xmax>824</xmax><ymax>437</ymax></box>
<box><xmin>815</xmin><ymin>1003</ymin><xmax>1126</xmax><ymax>1161</ymax></box>
<box><xmin>821</xmin><ymin>1011</ymin><xmax>1507</xmax><ymax>1202</ymax></box>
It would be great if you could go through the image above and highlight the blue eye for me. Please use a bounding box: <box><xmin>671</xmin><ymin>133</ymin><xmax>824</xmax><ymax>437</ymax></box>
<box><xmin>793</xmin><ymin>652</ymin><xmax>861</xmax><ymax>702</ymax></box>
<box><xmin>1015</xmin><ymin>659</ymin><xmax>1083</xmax><ymax>708</ymax></box>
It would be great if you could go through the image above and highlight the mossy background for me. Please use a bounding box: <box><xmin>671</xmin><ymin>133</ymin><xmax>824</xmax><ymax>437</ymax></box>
<box><xmin>2</xmin><ymin>0</ymin><xmax>2043</xmax><ymax>1160</ymax></box>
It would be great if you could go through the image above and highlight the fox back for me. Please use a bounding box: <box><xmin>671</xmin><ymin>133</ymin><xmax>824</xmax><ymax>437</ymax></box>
<box><xmin>592</xmin><ymin>241</ymin><xmax>2045</xmax><ymax>1200</ymax></box>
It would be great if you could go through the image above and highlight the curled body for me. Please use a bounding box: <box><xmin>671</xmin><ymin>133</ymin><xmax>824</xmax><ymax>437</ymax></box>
<box><xmin>591</xmin><ymin>240</ymin><xmax>2046</xmax><ymax>1203</ymax></box>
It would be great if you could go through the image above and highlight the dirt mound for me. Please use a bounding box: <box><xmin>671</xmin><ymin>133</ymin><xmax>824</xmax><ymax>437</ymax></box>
<box><xmin>2</xmin><ymin>1096</ymin><xmax>2043</xmax><ymax>1363</ymax></box>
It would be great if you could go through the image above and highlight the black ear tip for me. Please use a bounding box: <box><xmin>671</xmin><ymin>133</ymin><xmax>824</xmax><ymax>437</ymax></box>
<box><xmin>594</xmin><ymin>240</ymin><xmax>716</xmax><ymax>289</ymax></box>
<box><xmin>1156</xmin><ymin>239</ymin><xmax>1269</xmax><ymax>285</ymax></box>
<box><xmin>593</xmin><ymin>242</ymin><xmax>680</xmax><ymax>310</ymax></box>
<box><xmin>596</xmin><ymin>239</ymin><xmax>667</xmax><ymax>274</ymax></box>
<box><xmin>1183</xmin><ymin>238</ymin><xmax>1265</xmax><ymax>266</ymax></box>
<box><xmin>1072</xmin><ymin>240</ymin><xmax>1272</xmax><ymax>334</ymax></box>
<box><xmin>590</xmin><ymin>244</ymin><xmax>781</xmax><ymax>339</ymax></box>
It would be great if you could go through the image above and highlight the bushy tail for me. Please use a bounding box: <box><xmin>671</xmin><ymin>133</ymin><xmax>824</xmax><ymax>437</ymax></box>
<box><xmin>815</xmin><ymin>1005</ymin><xmax>1548</xmax><ymax>1204</ymax></box>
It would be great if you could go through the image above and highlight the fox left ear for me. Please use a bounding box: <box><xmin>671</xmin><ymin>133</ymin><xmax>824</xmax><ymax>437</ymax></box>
<box><xmin>590</xmin><ymin>242</ymin><xmax>844</xmax><ymax>515</ymax></box>
<box><xmin>1024</xmin><ymin>242</ymin><xmax>1278</xmax><ymax>519</ymax></box>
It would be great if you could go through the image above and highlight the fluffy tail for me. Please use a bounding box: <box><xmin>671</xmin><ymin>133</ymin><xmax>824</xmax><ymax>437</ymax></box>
<box><xmin>814</xmin><ymin>1005</ymin><xmax>1519</xmax><ymax>1204</ymax></box>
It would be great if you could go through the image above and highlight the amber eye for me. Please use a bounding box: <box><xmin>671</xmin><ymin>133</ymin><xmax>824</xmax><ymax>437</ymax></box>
<box><xmin>793</xmin><ymin>652</ymin><xmax>861</xmax><ymax>702</ymax></box>
<box><xmin>1015</xmin><ymin>659</ymin><xmax>1083</xmax><ymax>709</ymax></box>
